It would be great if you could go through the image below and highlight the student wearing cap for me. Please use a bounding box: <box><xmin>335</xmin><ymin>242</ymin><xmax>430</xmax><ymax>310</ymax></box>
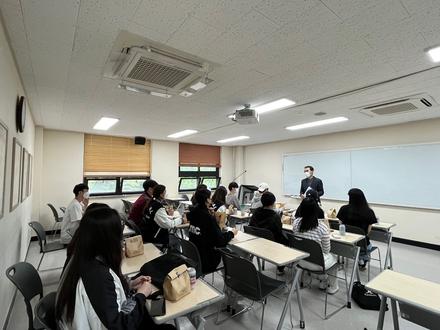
<box><xmin>250</xmin><ymin>192</ymin><xmax>288</xmax><ymax>275</ymax></box>
<box><xmin>250</xmin><ymin>182</ymin><xmax>269</xmax><ymax>209</ymax></box>
<box><xmin>300</xmin><ymin>166</ymin><xmax>324</xmax><ymax>203</ymax></box>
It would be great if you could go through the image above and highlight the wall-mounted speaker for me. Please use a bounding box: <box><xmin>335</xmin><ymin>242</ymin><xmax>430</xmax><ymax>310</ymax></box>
<box><xmin>134</xmin><ymin>136</ymin><xmax>146</xmax><ymax>145</ymax></box>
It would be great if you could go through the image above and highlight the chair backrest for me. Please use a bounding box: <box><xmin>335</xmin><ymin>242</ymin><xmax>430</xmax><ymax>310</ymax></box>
<box><xmin>369</xmin><ymin>229</ymin><xmax>392</xmax><ymax>244</ymax></box>
<box><xmin>176</xmin><ymin>237</ymin><xmax>203</xmax><ymax>277</ymax></box>
<box><xmin>125</xmin><ymin>219</ymin><xmax>142</xmax><ymax>236</ymax></box>
<box><xmin>6</xmin><ymin>262</ymin><xmax>43</xmax><ymax>330</ymax></box>
<box><xmin>285</xmin><ymin>232</ymin><xmax>325</xmax><ymax>269</ymax></box>
<box><xmin>35</xmin><ymin>292</ymin><xmax>57</xmax><ymax>330</ymax></box>
<box><xmin>399</xmin><ymin>301</ymin><xmax>440</xmax><ymax>329</ymax></box>
<box><xmin>121</xmin><ymin>199</ymin><xmax>133</xmax><ymax>214</ymax></box>
<box><xmin>218</xmin><ymin>248</ymin><xmax>263</xmax><ymax>301</ymax></box>
<box><xmin>29</xmin><ymin>221</ymin><xmax>47</xmax><ymax>252</ymax></box>
<box><xmin>344</xmin><ymin>224</ymin><xmax>368</xmax><ymax>248</ymax></box>
<box><xmin>328</xmin><ymin>219</ymin><xmax>340</xmax><ymax>230</ymax></box>
<box><xmin>243</xmin><ymin>226</ymin><xmax>274</xmax><ymax>241</ymax></box>
<box><xmin>47</xmin><ymin>203</ymin><xmax>61</xmax><ymax>222</ymax></box>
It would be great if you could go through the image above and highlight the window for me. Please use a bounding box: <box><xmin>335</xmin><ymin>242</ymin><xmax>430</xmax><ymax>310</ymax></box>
<box><xmin>178</xmin><ymin>165</ymin><xmax>220</xmax><ymax>192</ymax></box>
<box><xmin>84</xmin><ymin>176</ymin><xmax>149</xmax><ymax>196</ymax></box>
<box><xmin>178</xmin><ymin>178</ymin><xmax>199</xmax><ymax>192</ymax></box>
<box><xmin>200</xmin><ymin>177</ymin><xmax>220</xmax><ymax>190</ymax></box>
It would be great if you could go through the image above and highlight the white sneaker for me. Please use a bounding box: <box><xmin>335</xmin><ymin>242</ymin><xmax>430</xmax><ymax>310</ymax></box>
<box><xmin>327</xmin><ymin>285</ymin><xmax>339</xmax><ymax>295</ymax></box>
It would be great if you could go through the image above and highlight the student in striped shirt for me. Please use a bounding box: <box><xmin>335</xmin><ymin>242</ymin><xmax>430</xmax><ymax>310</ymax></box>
<box><xmin>292</xmin><ymin>198</ymin><xmax>339</xmax><ymax>294</ymax></box>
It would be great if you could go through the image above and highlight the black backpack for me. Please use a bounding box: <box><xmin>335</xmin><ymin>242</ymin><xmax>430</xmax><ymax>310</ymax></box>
<box><xmin>351</xmin><ymin>281</ymin><xmax>386</xmax><ymax>310</ymax></box>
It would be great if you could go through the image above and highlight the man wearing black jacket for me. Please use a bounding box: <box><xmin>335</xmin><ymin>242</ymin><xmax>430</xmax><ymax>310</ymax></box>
<box><xmin>249</xmin><ymin>192</ymin><xmax>288</xmax><ymax>275</ymax></box>
<box><xmin>300</xmin><ymin>165</ymin><xmax>324</xmax><ymax>203</ymax></box>
<box><xmin>188</xmin><ymin>188</ymin><xmax>237</xmax><ymax>274</ymax></box>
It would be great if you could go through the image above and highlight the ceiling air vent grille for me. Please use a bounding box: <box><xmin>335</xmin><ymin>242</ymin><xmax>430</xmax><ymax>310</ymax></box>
<box><xmin>352</xmin><ymin>94</ymin><xmax>437</xmax><ymax>117</ymax></box>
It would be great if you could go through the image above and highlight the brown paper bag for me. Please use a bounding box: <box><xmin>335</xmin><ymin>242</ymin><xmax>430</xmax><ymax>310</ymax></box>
<box><xmin>327</xmin><ymin>208</ymin><xmax>337</xmax><ymax>219</ymax></box>
<box><xmin>163</xmin><ymin>264</ymin><xmax>191</xmax><ymax>301</ymax></box>
<box><xmin>125</xmin><ymin>235</ymin><xmax>144</xmax><ymax>258</ymax></box>
<box><xmin>215</xmin><ymin>211</ymin><xmax>227</xmax><ymax>229</ymax></box>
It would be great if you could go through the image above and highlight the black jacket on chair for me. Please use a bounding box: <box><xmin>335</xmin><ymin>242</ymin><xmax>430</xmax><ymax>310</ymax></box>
<box><xmin>187</xmin><ymin>206</ymin><xmax>234</xmax><ymax>274</ymax></box>
<box><xmin>249</xmin><ymin>208</ymin><xmax>288</xmax><ymax>245</ymax></box>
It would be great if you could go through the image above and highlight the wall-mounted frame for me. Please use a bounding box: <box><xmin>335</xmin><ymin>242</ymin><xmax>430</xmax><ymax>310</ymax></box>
<box><xmin>10</xmin><ymin>137</ymin><xmax>22</xmax><ymax>211</ymax></box>
<box><xmin>0</xmin><ymin>121</ymin><xmax>8</xmax><ymax>219</ymax></box>
<box><xmin>27</xmin><ymin>153</ymin><xmax>33</xmax><ymax>198</ymax></box>
<box><xmin>21</xmin><ymin>148</ymin><xmax>29</xmax><ymax>202</ymax></box>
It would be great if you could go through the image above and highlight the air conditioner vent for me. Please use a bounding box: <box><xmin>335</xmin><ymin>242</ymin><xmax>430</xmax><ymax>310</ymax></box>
<box><xmin>127</xmin><ymin>57</ymin><xmax>192</xmax><ymax>88</ymax></box>
<box><xmin>352</xmin><ymin>94</ymin><xmax>437</xmax><ymax>117</ymax></box>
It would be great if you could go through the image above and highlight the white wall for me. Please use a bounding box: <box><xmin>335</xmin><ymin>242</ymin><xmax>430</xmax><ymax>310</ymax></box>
<box><xmin>0</xmin><ymin>18</ymin><xmax>35</xmax><ymax>328</ymax></box>
<box><xmin>220</xmin><ymin>146</ymin><xmax>234</xmax><ymax>187</ymax></box>
<box><xmin>150</xmin><ymin>140</ymin><xmax>179</xmax><ymax>197</ymax></box>
<box><xmin>244</xmin><ymin>118</ymin><xmax>440</xmax><ymax>245</ymax></box>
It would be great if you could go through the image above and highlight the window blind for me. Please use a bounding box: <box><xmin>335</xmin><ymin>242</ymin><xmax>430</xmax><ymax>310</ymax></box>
<box><xmin>179</xmin><ymin>143</ymin><xmax>220</xmax><ymax>167</ymax></box>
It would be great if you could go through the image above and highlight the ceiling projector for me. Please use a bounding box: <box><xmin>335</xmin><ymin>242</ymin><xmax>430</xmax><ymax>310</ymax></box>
<box><xmin>231</xmin><ymin>104</ymin><xmax>259</xmax><ymax>125</ymax></box>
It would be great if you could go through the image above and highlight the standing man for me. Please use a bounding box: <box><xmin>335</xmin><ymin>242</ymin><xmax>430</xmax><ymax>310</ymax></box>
<box><xmin>300</xmin><ymin>165</ymin><xmax>324</xmax><ymax>203</ymax></box>
<box><xmin>128</xmin><ymin>179</ymin><xmax>158</xmax><ymax>225</ymax></box>
<box><xmin>60</xmin><ymin>183</ymin><xmax>89</xmax><ymax>244</ymax></box>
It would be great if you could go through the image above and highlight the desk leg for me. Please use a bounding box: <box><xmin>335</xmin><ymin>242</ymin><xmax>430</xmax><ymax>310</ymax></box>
<box><xmin>377</xmin><ymin>295</ymin><xmax>387</xmax><ymax>330</ymax></box>
<box><xmin>391</xmin><ymin>299</ymin><xmax>400</xmax><ymax>330</ymax></box>
<box><xmin>347</xmin><ymin>246</ymin><xmax>360</xmax><ymax>309</ymax></box>
<box><xmin>276</xmin><ymin>266</ymin><xmax>303</xmax><ymax>330</ymax></box>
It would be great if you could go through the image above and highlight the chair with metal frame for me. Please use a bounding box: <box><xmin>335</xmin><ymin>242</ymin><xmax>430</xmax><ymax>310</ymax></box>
<box><xmin>28</xmin><ymin>221</ymin><xmax>65</xmax><ymax>271</ymax></box>
<box><xmin>398</xmin><ymin>301</ymin><xmax>440</xmax><ymax>329</ymax></box>
<box><xmin>5</xmin><ymin>262</ymin><xmax>44</xmax><ymax>330</ymax></box>
<box><xmin>215</xmin><ymin>248</ymin><xmax>286</xmax><ymax>330</ymax></box>
<box><xmin>35</xmin><ymin>291</ymin><xmax>57</xmax><ymax>330</ymax></box>
<box><xmin>47</xmin><ymin>203</ymin><xmax>63</xmax><ymax>239</ymax></box>
<box><xmin>286</xmin><ymin>232</ymin><xmax>347</xmax><ymax>319</ymax></box>
<box><xmin>368</xmin><ymin>229</ymin><xmax>393</xmax><ymax>274</ymax></box>
<box><xmin>124</xmin><ymin>219</ymin><xmax>142</xmax><ymax>236</ymax></box>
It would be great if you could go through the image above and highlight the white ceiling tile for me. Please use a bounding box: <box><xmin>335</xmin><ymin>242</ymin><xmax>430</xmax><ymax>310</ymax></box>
<box><xmin>125</xmin><ymin>21</ymin><xmax>171</xmax><ymax>43</ymax></box>
<box><xmin>399</xmin><ymin>0</ymin><xmax>440</xmax><ymax>15</ymax></box>
<box><xmin>254</xmin><ymin>0</ymin><xmax>321</xmax><ymax>26</ymax></box>
<box><xmin>321</xmin><ymin>0</ymin><xmax>383</xmax><ymax>20</ymax></box>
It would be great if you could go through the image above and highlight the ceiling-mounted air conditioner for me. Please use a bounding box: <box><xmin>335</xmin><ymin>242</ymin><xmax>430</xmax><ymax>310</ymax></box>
<box><xmin>353</xmin><ymin>93</ymin><xmax>437</xmax><ymax>117</ymax></box>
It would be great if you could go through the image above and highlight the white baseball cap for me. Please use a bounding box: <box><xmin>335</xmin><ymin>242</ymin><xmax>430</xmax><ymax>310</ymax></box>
<box><xmin>258</xmin><ymin>182</ymin><xmax>269</xmax><ymax>192</ymax></box>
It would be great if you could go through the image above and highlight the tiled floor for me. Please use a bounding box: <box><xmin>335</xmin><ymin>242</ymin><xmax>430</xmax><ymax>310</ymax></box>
<box><xmin>6</xmin><ymin>238</ymin><xmax>440</xmax><ymax>330</ymax></box>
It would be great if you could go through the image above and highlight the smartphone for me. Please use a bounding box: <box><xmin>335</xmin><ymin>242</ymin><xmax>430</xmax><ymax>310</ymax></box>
<box><xmin>150</xmin><ymin>296</ymin><xmax>166</xmax><ymax>317</ymax></box>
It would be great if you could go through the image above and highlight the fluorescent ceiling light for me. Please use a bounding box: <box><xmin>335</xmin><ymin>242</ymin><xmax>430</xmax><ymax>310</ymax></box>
<box><xmin>427</xmin><ymin>46</ymin><xmax>440</xmax><ymax>63</ymax></box>
<box><xmin>150</xmin><ymin>91</ymin><xmax>172</xmax><ymax>98</ymax></box>
<box><xmin>93</xmin><ymin>117</ymin><xmax>119</xmax><ymax>131</ymax></box>
<box><xmin>179</xmin><ymin>90</ymin><xmax>194</xmax><ymax>97</ymax></box>
<box><xmin>217</xmin><ymin>136</ymin><xmax>250</xmax><ymax>143</ymax></box>
<box><xmin>190</xmin><ymin>81</ymin><xmax>207</xmax><ymax>91</ymax></box>
<box><xmin>254</xmin><ymin>98</ymin><xmax>296</xmax><ymax>114</ymax></box>
<box><xmin>167</xmin><ymin>129</ymin><xmax>198</xmax><ymax>138</ymax></box>
<box><xmin>285</xmin><ymin>117</ymin><xmax>348</xmax><ymax>131</ymax></box>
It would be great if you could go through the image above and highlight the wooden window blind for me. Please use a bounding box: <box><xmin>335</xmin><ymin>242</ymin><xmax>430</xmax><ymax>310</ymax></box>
<box><xmin>84</xmin><ymin>134</ymin><xmax>151</xmax><ymax>173</ymax></box>
<box><xmin>179</xmin><ymin>143</ymin><xmax>221</xmax><ymax>167</ymax></box>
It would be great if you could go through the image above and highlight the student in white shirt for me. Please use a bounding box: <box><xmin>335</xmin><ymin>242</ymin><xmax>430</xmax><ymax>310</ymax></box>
<box><xmin>60</xmin><ymin>183</ymin><xmax>89</xmax><ymax>244</ymax></box>
<box><xmin>250</xmin><ymin>182</ymin><xmax>269</xmax><ymax>209</ymax></box>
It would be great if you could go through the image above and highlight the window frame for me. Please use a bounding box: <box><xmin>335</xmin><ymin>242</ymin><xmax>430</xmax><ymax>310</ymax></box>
<box><xmin>178</xmin><ymin>165</ymin><xmax>220</xmax><ymax>192</ymax></box>
<box><xmin>84</xmin><ymin>176</ymin><xmax>149</xmax><ymax>197</ymax></box>
<box><xmin>200</xmin><ymin>177</ymin><xmax>221</xmax><ymax>190</ymax></box>
<box><xmin>178</xmin><ymin>177</ymin><xmax>200</xmax><ymax>192</ymax></box>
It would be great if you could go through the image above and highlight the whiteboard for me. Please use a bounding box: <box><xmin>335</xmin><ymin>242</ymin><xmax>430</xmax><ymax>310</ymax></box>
<box><xmin>283</xmin><ymin>150</ymin><xmax>351</xmax><ymax>200</ymax></box>
<box><xmin>282</xmin><ymin>143</ymin><xmax>440</xmax><ymax>209</ymax></box>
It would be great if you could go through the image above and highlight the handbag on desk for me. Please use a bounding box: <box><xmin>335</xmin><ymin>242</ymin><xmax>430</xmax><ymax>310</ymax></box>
<box><xmin>163</xmin><ymin>264</ymin><xmax>191</xmax><ymax>301</ymax></box>
<box><xmin>125</xmin><ymin>235</ymin><xmax>144</xmax><ymax>258</ymax></box>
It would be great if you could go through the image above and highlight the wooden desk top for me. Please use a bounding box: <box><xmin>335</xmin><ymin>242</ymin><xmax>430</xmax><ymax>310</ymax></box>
<box><xmin>282</xmin><ymin>224</ymin><xmax>364</xmax><ymax>245</ymax></box>
<box><xmin>148</xmin><ymin>279</ymin><xmax>224</xmax><ymax>324</ymax></box>
<box><xmin>366</xmin><ymin>270</ymin><xmax>440</xmax><ymax>315</ymax></box>
<box><xmin>327</xmin><ymin>218</ymin><xmax>396</xmax><ymax>231</ymax></box>
<box><xmin>228</xmin><ymin>212</ymin><xmax>251</xmax><ymax>219</ymax></box>
<box><xmin>233</xmin><ymin>237</ymin><xmax>309</xmax><ymax>266</ymax></box>
<box><xmin>229</xmin><ymin>231</ymin><xmax>258</xmax><ymax>245</ymax></box>
<box><xmin>121</xmin><ymin>244</ymin><xmax>161</xmax><ymax>275</ymax></box>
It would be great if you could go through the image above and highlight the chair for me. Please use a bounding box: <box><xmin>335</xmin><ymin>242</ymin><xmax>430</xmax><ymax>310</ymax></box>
<box><xmin>47</xmin><ymin>203</ymin><xmax>63</xmax><ymax>239</ymax></box>
<box><xmin>5</xmin><ymin>262</ymin><xmax>43</xmax><ymax>330</ymax></box>
<box><xmin>215</xmin><ymin>248</ymin><xmax>285</xmax><ymax>330</ymax></box>
<box><xmin>344</xmin><ymin>224</ymin><xmax>380</xmax><ymax>281</ymax></box>
<box><xmin>35</xmin><ymin>292</ymin><xmax>57</xmax><ymax>330</ymax></box>
<box><xmin>179</xmin><ymin>194</ymin><xmax>189</xmax><ymax>201</ymax></box>
<box><xmin>399</xmin><ymin>301</ymin><xmax>440</xmax><ymax>329</ymax></box>
<box><xmin>243</xmin><ymin>226</ymin><xmax>274</xmax><ymax>270</ymax></box>
<box><xmin>286</xmin><ymin>233</ymin><xmax>346</xmax><ymax>319</ymax></box>
<box><xmin>369</xmin><ymin>229</ymin><xmax>393</xmax><ymax>274</ymax></box>
<box><xmin>328</xmin><ymin>219</ymin><xmax>340</xmax><ymax>231</ymax></box>
<box><xmin>121</xmin><ymin>199</ymin><xmax>133</xmax><ymax>215</ymax></box>
<box><xmin>124</xmin><ymin>219</ymin><xmax>142</xmax><ymax>236</ymax></box>
<box><xmin>170</xmin><ymin>235</ymin><xmax>203</xmax><ymax>278</ymax></box>
<box><xmin>28</xmin><ymin>221</ymin><xmax>65</xmax><ymax>271</ymax></box>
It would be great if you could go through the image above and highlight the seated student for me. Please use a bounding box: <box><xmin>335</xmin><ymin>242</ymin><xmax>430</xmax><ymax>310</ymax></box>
<box><xmin>337</xmin><ymin>188</ymin><xmax>378</xmax><ymax>269</ymax></box>
<box><xmin>211</xmin><ymin>185</ymin><xmax>227</xmax><ymax>212</ymax></box>
<box><xmin>129</xmin><ymin>179</ymin><xmax>158</xmax><ymax>225</ymax></box>
<box><xmin>295</xmin><ymin>189</ymin><xmax>325</xmax><ymax>219</ymax></box>
<box><xmin>187</xmin><ymin>188</ymin><xmax>237</xmax><ymax>274</ymax></box>
<box><xmin>60</xmin><ymin>183</ymin><xmax>89</xmax><ymax>245</ymax></box>
<box><xmin>190</xmin><ymin>184</ymin><xmax>208</xmax><ymax>206</ymax></box>
<box><xmin>249</xmin><ymin>192</ymin><xmax>288</xmax><ymax>275</ymax></box>
<box><xmin>56</xmin><ymin>206</ymin><xmax>175</xmax><ymax>330</ymax></box>
<box><xmin>144</xmin><ymin>185</ymin><xmax>185</xmax><ymax>245</ymax></box>
<box><xmin>250</xmin><ymin>182</ymin><xmax>269</xmax><ymax>209</ymax></box>
<box><xmin>226</xmin><ymin>182</ymin><xmax>241</xmax><ymax>209</ymax></box>
<box><xmin>292</xmin><ymin>198</ymin><xmax>339</xmax><ymax>294</ymax></box>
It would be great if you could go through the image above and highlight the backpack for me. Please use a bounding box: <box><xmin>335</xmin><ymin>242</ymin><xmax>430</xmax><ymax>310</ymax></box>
<box><xmin>351</xmin><ymin>281</ymin><xmax>386</xmax><ymax>310</ymax></box>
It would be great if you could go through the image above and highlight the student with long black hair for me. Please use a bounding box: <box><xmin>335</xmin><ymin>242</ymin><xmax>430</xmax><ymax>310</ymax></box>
<box><xmin>337</xmin><ymin>188</ymin><xmax>378</xmax><ymax>269</ymax></box>
<box><xmin>188</xmin><ymin>188</ymin><xmax>237</xmax><ymax>274</ymax></box>
<box><xmin>56</xmin><ymin>206</ymin><xmax>175</xmax><ymax>329</ymax></box>
<box><xmin>144</xmin><ymin>184</ymin><xmax>184</xmax><ymax>245</ymax></box>
<box><xmin>211</xmin><ymin>185</ymin><xmax>227</xmax><ymax>212</ymax></box>
<box><xmin>292</xmin><ymin>198</ymin><xmax>339</xmax><ymax>294</ymax></box>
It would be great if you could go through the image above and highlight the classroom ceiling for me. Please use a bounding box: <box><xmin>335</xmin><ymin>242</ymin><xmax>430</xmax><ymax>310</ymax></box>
<box><xmin>2</xmin><ymin>0</ymin><xmax>440</xmax><ymax>145</ymax></box>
